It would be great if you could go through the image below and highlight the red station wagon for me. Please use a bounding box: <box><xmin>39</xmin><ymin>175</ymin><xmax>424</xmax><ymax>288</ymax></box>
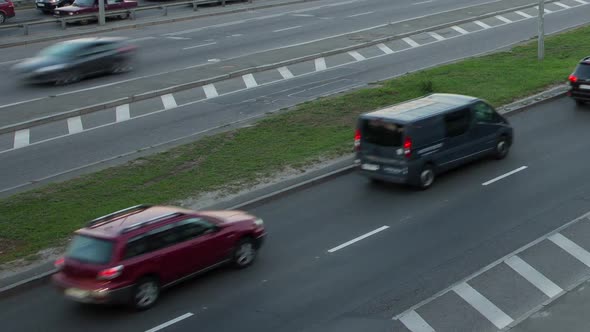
<box><xmin>52</xmin><ymin>204</ymin><xmax>266</xmax><ymax>310</ymax></box>
<box><xmin>54</xmin><ymin>0</ymin><xmax>137</xmax><ymax>22</ymax></box>
<box><xmin>0</xmin><ymin>0</ymin><xmax>15</xmax><ymax>25</ymax></box>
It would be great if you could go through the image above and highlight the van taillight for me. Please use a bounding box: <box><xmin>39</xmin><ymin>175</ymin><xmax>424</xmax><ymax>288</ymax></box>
<box><xmin>569</xmin><ymin>74</ymin><xmax>578</xmax><ymax>83</ymax></box>
<box><xmin>354</xmin><ymin>129</ymin><xmax>361</xmax><ymax>151</ymax></box>
<box><xmin>97</xmin><ymin>265</ymin><xmax>124</xmax><ymax>280</ymax></box>
<box><xmin>403</xmin><ymin>137</ymin><xmax>412</xmax><ymax>158</ymax></box>
<box><xmin>54</xmin><ymin>257</ymin><xmax>65</xmax><ymax>270</ymax></box>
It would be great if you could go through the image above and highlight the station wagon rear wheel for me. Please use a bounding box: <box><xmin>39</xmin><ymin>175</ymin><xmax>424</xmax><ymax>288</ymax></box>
<box><xmin>494</xmin><ymin>136</ymin><xmax>510</xmax><ymax>160</ymax></box>
<box><xmin>418</xmin><ymin>165</ymin><xmax>435</xmax><ymax>190</ymax></box>
<box><xmin>233</xmin><ymin>238</ymin><xmax>257</xmax><ymax>269</ymax></box>
<box><xmin>0</xmin><ymin>13</ymin><xmax>5</xmax><ymax>25</ymax></box>
<box><xmin>132</xmin><ymin>277</ymin><xmax>160</xmax><ymax>310</ymax></box>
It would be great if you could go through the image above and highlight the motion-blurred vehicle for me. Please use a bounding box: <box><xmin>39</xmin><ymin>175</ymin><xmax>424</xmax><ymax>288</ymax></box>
<box><xmin>35</xmin><ymin>0</ymin><xmax>73</xmax><ymax>14</ymax></box>
<box><xmin>53</xmin><ymin>0</ymin><xmax>137</xmax><ymax>23</ymax></box>
<box><xmin>567</xmin><ymin>56</ymin><xmax>590</xmax><ymax>106</ymax></box>
<box><xmin>52</xmin><ymin>204</ymin><xmax>266</xmax><ymax>310</ymax></box>
<box><xmin>0</xmin><ymin>0</ymin><xmax>15</xmax><ymax>24</ymax></box>
<box><xmin>12</xmin><ymin>37</ymin><xmax>137</xmax><ymax>85</ymax></box>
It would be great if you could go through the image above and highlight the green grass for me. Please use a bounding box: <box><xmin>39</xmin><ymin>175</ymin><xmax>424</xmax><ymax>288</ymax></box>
<box><xmin>1</xmin><ymin>25</ymin><xmax>590</xmax><ymax>264</ymax></box>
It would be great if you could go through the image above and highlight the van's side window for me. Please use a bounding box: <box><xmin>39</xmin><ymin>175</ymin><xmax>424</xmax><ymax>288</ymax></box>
<box><xmin>444</xmin><ymin>109</ymin><xmax>471</xmax><ymax>137</ymax></box>
<box><xmin>472</xmin><ymin>102</ymin><xmax>497</xmax><ymax>123</ymax></box>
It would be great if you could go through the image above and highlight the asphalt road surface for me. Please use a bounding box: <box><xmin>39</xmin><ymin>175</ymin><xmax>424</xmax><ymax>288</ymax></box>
<box><xmin>2</xmin><ymin>96</ymin><xmax>590</xmax><ymax>332</ymax></box>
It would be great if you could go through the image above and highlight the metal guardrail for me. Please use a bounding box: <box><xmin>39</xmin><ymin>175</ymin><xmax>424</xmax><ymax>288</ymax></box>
<box><xmin>0</xmin><ymin>0</ymin><xmax>253</xmax><ymax>35</ymax></box>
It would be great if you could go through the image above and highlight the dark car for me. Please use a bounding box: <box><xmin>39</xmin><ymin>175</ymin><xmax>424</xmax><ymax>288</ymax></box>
<box><xmin>35</xmin><ymin>0</ymin><xmax>73</xmax><ymax>14</ymax></box>
<box><xmin>11</xmin><ymin>37</ymin><xmax>137</xmax><ymax>85</ymax></box>
<box><xmin>52</xmin><ymin>204</ymin><xmax>266</xmax><ymax>310</ymax></box>
<box><xmin>354</xmin><ymin>93</ymin><xmax>513</xmax><ymax>189</ymax></box>
<box><xmin>567</xmin><ymin>56</ymin><xmax>590</xmax><ymax>106</ymax></box>
<box><xmin>54</xmin><ymin>0</ymin><xmax>137</xmax><ymax>23</ymax></box>
<box><xmin>0</xmin><ymin>0</ymin><xmax>15</xmax><ymax>24</ymax></box>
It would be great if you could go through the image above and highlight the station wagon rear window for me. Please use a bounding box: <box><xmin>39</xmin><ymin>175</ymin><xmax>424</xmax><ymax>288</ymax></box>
<box><xmin>66</xmin><ymin>235</ymin><xmax>114</xmax><ymax>265</ymax></box>
<box><xmin>361</xmin><ymin>119</ymin><xmax>404</xmax><ymax>147</ymax></box>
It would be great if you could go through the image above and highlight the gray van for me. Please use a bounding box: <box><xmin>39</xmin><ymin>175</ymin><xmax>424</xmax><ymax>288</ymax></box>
<box><xmin>354</xmin><ymin>93</ymin><xmax>513</xmax><ymax>189</ymax></box>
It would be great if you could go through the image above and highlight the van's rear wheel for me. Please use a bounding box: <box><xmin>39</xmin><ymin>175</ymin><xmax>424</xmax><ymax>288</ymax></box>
<box><xmin>418</xmin><ymin>164</ymin><xmax>435</xmax><ymax>190</ymax></box>
<box><xmin>494</xmin><ymin>136</ymin><xmax>510</xmax><ymax>160</ymax></box>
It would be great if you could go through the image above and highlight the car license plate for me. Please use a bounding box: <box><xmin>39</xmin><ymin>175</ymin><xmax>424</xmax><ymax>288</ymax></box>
<box><xmin>37</xmin><ymin>3</ymin><xmax>43</xmax><ymax>6</ymax></box>
<box><xmin>580</xmin><ymin>84</ymin><xmax>590</xmax><ymax>90</ymax></box>
<box><xmin>65</xmin><ymin>288</ymin><xmax>88</xmax><ymax>299</ymax></box>
<box><xmin>361</xmin><ymin>163</ymin><xmax>379</xmax><ymax>171</ymax></box>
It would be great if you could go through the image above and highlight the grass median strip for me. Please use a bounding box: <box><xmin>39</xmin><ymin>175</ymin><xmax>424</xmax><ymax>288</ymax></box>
<box><xmin>1</xmin><ymin>25</ymin><xmax>590</xmax><ymax>265</ymax></box>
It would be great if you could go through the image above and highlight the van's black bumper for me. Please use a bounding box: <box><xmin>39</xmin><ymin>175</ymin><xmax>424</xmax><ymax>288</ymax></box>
<box><xmin>568</xmin><ymin>88</ymin><xmax>590</xmax><ymax>101</ymax></box>
<box><xmin>355</xmin><ymin>160</ymin><xmax>419</xmax><ymax>185</ymax></box>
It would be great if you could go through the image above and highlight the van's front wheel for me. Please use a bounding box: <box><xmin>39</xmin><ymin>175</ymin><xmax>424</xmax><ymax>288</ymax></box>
<box><xmin>418</xmin><ymin>164</ymin><xmax>435</xmax><ymax>190</ymax></box>
<box><xmin>494</xmin><ymin>136</ymin><xmax>510</xmax><ymax>160</ymax></box>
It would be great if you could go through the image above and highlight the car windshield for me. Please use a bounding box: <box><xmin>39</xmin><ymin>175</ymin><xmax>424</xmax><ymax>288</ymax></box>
<box><xmin>72</xmin><ymin>0</ymin><xmax>95</xmax><ymax>7</ymax></box>
<box><xmin>361</xmin><ymin>119</ymin><xmax>405</xmax><ymax>147</ymax></box>
<box><xmin>575</xmin><ymin>63</ymin><xmax>590</xmax><ymax>79</ymax></box>
<box><xmin>39</xmin><ymin>42</ymin><xmax>84</xmax><ymax>58</ymax></box>
<box><xmin>65</xmin><ymin>235</ymin><xmax>114</xmax><ymax>264</ymax></box>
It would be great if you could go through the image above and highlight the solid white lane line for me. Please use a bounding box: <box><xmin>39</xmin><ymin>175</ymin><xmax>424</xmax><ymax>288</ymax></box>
<box><xmin>291</xmin><ymin>13</ymin><xmax>314</xmax><ymax>17</ymax></box>
<box><xmin>451</xmin><ymin>25</ymin><xmax>470</xmax><ymax>34</ymax></box>
<box><xmin>315</xmin><ymin>58</ymin><xmax>327</xmax><ymax>71</ymax></box>
<box><xmin>242</xmin><ymin>73</ymin><xmax>258</xmax><ymax>88</ymax></box>
<box><xmin>428</xmin><ymin>31</ymin><xmax>445</xmax><ymax>41</ymax></box>
<box><xmin>128</xmin><ymin>36</ymin><xmax>156</xmax><ymax>42</ymax></box>
<box><xmin>482</xmin><ymin>166</ymin><xmax>528</xmax><ymax>186</ymax></box>
<box><xmin>328</xmin><ymin>226</ymin><xmax>389</xmax><ymax>253</ymax></box>
<box><xmin>161</xmin><ymin>94</ymin><xmax>177</xmax><ymax>110</ymax></box>
<box><xmin>453</xmin><ymin>283</ymin><xmax>513</xmax><ymax>329</ymax></box>
<box><xmin>377</xmin><ymin>43</ymin><xmax>395</xmax><ymax>54</ymax></box>
<box><xmin>554</xmin><ymin>2</ymin><xmax>571</xmax><ymax>9</ymax></box>
<box><xmin>0</xmin><ymin>97</ymin><xmax>44</xmax><ymax>110</ymax></box>
<box><xmin>575</xmin><ymin>0</ymin><xmax>588</xmax><ymax>4</ymax></box>
<box><xmin>474</xmin><ymin>20</ymin><xmax>491</xmax><ymax>29</ymax></box>
<box><xmin>413</xmin><ymin>0</ymin><xmax>435</xmax><ymax>4</ymax></box>
<box><xmin>495</xmin><ymin>15</ymin><xmax>512</xmax><ymax>23</ymax></box>
<box><xmin>182</xmin><ymin>42</ymin><xmax>217</xmax><ymax>50</ymax></box>
<box><xmin>278</xmin><ymin>66</ymin><xmax>294</xmax><ymax>79</ymax></box>
<box><xmin>515</xmin><ymin>10</ymin><xmax>533</xmax><ymax>18</ymax></box>
<box><xmin>203</xmin><ymin>84</ymin><xmax>219</xmax><ymax>99</ymax></box>
<box><xmin>549</xmin><ymin>233</ymin><xmax>590</xmax><ymax>268</ymax></box>
<box><xmin>398</xmin><ymin>310</ymin><xmax>435</xmax><ymax>332</ymax></box>
<box><xmin>115</xmin><ymin>104</ymin><xmax>130</xmax><ymax>122</ymax></box>
<box><xmin>348</xmin><ymin>51</ymin><xmax>366</xmax><ymax>61</ymax></box>
<box><xmin>145</xmin><ymin>313</ymin><xmax>194</xmax><ymax>332</ymax></box>
<box><xmin>505</xmin><ymin>255</ymin><xmax>562</xmax><ymax>298</ymax></box>
<box><xmin>0</xmin><ymin>59</ymin><xmax>23</xmax><ymax>66</ymax></box>
<box><xmin>346</xmin><ymin>11</ymin><xmax>373</xmax><ymax>18</ymax></box>
<box><xmin>402</xmin><ymin>37</ymin><xmax>421</xmax><ymax>47</ymax></box>
<box><xmin>536</xmin><ymin>6</ymin><xmax>553</xmax><ymax>13</ymax></box>
<box><xmin>273</xmin><ymin>25</ymin><xmax>302</xmax><ymax>33</ymax></box>
<box><xmin>13</xmin><ymin>129</ymin><xmax>30</xmax><ymax>149</ymax></box>
<box><xmin>67</xmin><ymin>116</ymin><xmax>83</xmax><ymax>134</ymax></box>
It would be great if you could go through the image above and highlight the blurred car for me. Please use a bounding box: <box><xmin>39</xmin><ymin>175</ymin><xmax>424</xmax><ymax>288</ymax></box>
<box><xmin>51</xmin><ymin>204</ymin><xmax>266</xmax><ymax>310</ymax></box>
<box><xmin>35</xmin><ymin>0</ymin><xmax>74</xmax><ymax>14</ymax></box>
<box><xmin>0</xmin><ymin>0</ymin><xmax>15</xmax><ymax>24</ymax></box>
<box><xmin>11</xmin><ymin>37</ymin><xmax>137</xmax><ymax>85</ymax></box>
<box><xmin>567</xmin><ymin>56</ymin><xmax>590</xmax><ymax>106</ymax></box>
<box><xmin>54</xmin><ymin>0</ymin><xmax>137</xmax><ymax>23</ymax></box>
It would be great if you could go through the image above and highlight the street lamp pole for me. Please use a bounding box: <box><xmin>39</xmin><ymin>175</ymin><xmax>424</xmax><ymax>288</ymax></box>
<box><xmin>538</xmin><ymin>0</ymin><xmax>545</xmax><ymax>60</ymax></box>
<box><xmin>99</xmin><ymin>0</ymin><xmax>105</xmax><ymax>26</ymax></box>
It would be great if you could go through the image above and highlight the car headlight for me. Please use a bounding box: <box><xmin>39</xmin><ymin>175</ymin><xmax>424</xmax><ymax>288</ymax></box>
<box><xmin>253</xmin><ymin>218</ymin><xmax>264</xmax><ymax>227</ymax></box>
<box><xmin>68</xmin><ymin>12</ymin><xmax>74</xmax><ymax>15</ymax></box>
<box><xmin>35</xmin><ymin>64</ymin><xmax>66</xmax><ymax>73</ymax></box>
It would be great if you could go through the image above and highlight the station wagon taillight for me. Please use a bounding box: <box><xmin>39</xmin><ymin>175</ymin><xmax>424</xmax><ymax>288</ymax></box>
<box><xmin>569</xmin><ymin>74</ymin><xmax>578</xmax><ymax>83</ymax></box>
<box><xmin>403</xmin><ymin>137</ymin><xmax>412</xmax><ymax>158</ymax></box>
<box><xmin>97</xmin><ymin>265</ymin><xmax>124</xmax><ymax>280</ymax></box>
<box><xmin>54</xmin><ymin>257</ymin><xmax>65</xmax><ymax>270</ymax></box>
<box><xmin>354</xmin><ymin>129</ymin><xmax>361</xmax><ymax>151</ymax></box>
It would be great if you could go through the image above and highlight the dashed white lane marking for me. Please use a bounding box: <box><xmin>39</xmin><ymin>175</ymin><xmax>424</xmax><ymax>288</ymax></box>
<box><xmin>495</xmin><ymin>15</ymin><xmax>513</xmax><ymax>23</ymax></box>
<box><xmin>482</xmin><ymin>166</ymin><xmax>528</xmax><ymax>186</ymax></box>
<box><xmin>182</xmin><ymin>42</ymin><xmax>217</xmax><ymax>50</ymax></box>
<box><xmin>13</xmin><ymin>129</ymin><xmax>30</xmax><ymax>149</ymax></box>
<box><xmin>145</xmin><ymin>313</ymin><xmax>194</xmax><ymax>332</ymax></box>
<box><xmin>290</xmin><ymin>13</ymin><xmax>314</xmax><ymax>17</ymax></box>
<box><xmin>166</xmin><ymin>36</ymin><xmax>191</xmax><ymax>40</ymax></box>
<box><xmin>278</xmin><ymin>66</ymin><xmax>294</xmax><ymax>79</ymax></box>
<box><xmin>451</xmin><ymin>25</ymin><xmax>470</xmax><ymax>34</ymax></box>
<box><xmin>399</xmin><ymin>310</ymin><xmax>435</xmax><ymax>332</ymax></box>
<box><xmin>554</xmin><ymin>1</ymin><xmax>571</xmax><ymax>9</ymax></box>
<box><xmin>348</xmin><ymin>51</ymin><xmax>366</xmax><ymax>61</ymax></box>
<box><xmin>413</xmin><ymin>0</ymin><xmax>435</xmax><ymax>4</ymax></box>
<box><xmin>453</xmin><ymin>282</ymin><xmax>513</xmax><ymax>329</ymax></box>
<box><xmin>505</xmin><ymin>255</ymin><xmax>563</xmax><ymax>298</ymax></box>
<box><xmin>115</xmin><ymin>104</ymin><xmax>130</xmax><ymax>122</ymax></box>
<box><xmin>128</xmin><ymin>36</ymin><xmax>156</xmax><ymax>42</ymax></box>
<box><xmin>272</xmin><ymin>25</ymin><xmax>302</xmax><ymax>33</ymax></box>
<box><xmin>67</xmin><ymin>116</ymin><xmax>83</xmax><ymax>134</ymax></box>
<box><xmin>377</xmin><ymin>43</ymin><xmax>395</xmax><ymax>54</ymax></box>
<box><xmin>428</xmin><ymin>31</ymin><xmax>445</xmax><ymax>41</ymax></box>
<box><xmin>574</xmin><ymin>0</ymin><xmax>588</xmax><ymax>4</ymax></box>
<box><xmin>315</xmin><ymin>57</ymin><xmax>327</xmax><ymax>71</ymax></box>
<box><xmin>203</xmin><ymin>84</ymin><xmax>219</xmax><ymax>99</ymax></box>
<box><xmin>242</xmin><ymin>73</ymin><xmax>258</xmax><ymax>88</ymax></box>
<box><xmin>474</xmin><ymin>20</ymin><xmax>491</xmax><ymax>29</ymax></box>
<box><xmin>161</xmin><ymin>94</ymin><xmax>177</xmax><ymax>110</ymax></box>
<box><xmin>346</xmin><ymin>11</ymin><xmax>373</xmax><ymax>18</ymax></box>
<box><xmin>328</xmin><ymin>225</ymin><xmax>389</xmax><ymax>253</ymax></box>
<box><xmin>515</xmin><ymin>10</ymin><xmax>533</xmax><ymax>18</ymax></box>
<box><xmin>402</xmin><ymin>37</ymin><xmax>421</xmax><ymax>47</ymax></box>
<box><xmin>549</xmin><ymin>233</ymin><xmax>590</xmax><ymax>267</ymax></box>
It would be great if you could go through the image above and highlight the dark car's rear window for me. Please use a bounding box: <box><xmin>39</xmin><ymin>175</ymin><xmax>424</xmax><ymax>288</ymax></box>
<box><xmin>574</xmin><ymin>63</ymin><xmax>590</xmax><ymax>78</ymax></box>
<box><xmin>66</xmin><ymin>235</ymin><xmax>114</xmax><ymax>265</ymax></box>
<box><xmin>40</xmin><ymin>43</ymin><xmax>86</xmax><ymax>57</ymax></box>
<box><xmin>360</xmin><ymin>118</ymin><xmax>405</xmax><ymax>147</ymax></box>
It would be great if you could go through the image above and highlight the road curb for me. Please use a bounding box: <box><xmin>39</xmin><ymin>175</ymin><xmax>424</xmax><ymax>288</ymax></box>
<box><xmin>0</xmin><ymin>84</ymin><xmax>572</xmax><ymax>297</ymax></box>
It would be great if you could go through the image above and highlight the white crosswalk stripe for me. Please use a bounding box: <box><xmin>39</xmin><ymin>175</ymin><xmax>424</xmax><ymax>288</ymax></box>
<box><xmin>453</xmin><ymin>283</ymin><xmax>513</xmax><ymax>329</ymax></box>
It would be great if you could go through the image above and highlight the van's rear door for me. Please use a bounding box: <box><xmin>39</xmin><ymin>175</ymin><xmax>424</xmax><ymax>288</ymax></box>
<box><xmin>358</xmin><ymin>118</ymin><xmax>407</xmax><ymax>170</ymax></box>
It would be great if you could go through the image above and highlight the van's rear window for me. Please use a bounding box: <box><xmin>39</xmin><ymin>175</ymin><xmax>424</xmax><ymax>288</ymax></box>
<box><xmin>66</xmin><ymin>235</ymin><xmax>114</xmax><ymax>265</ymax></box>
<box><xmin>575</xmin><ymin>63</ymin><xmax>590</xmax><ymax>78</ymax></box>
<box><xmin>361</xmin><ymin>119</ymin><xmax>404</xmax><ymax>147</ymax></box>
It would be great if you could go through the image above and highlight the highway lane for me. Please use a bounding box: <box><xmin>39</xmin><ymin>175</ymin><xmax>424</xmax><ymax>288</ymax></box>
<box><xmin>1</xmin><ymin>3</ymin><xmax>588</xmax><ymax>196</ymax></box>
<box><xmin>2</xmin><ymin>96</ymin><xmax>590</xmax><ymax>332</ymax></box>
<box><xmin>0</xmin><ymin>0</ymin><xmax>526</xmax><ymax>111</ymax></box>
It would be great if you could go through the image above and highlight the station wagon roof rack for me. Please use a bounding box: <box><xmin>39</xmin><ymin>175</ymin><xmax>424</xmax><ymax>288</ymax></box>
<box><xmin>120</xmin><ymin>212</ymin><xmax>184</xmax><ymax>234</ymax></box>
<box><xmin>86</xmin><ymin>204</ymin><xmax>152</xmax><ymax>228</ymax></box>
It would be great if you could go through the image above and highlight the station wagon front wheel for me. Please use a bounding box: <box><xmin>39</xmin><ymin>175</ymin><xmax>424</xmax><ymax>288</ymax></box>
<box><xmin>494</xmin><ymin>137</ymin><xmax>510</xmax><ymax>160</ymax></box>
<box><xmin>233</xmin><ymin>238</ymin><xmax>257</xmax><ymax>269</ymax></box>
